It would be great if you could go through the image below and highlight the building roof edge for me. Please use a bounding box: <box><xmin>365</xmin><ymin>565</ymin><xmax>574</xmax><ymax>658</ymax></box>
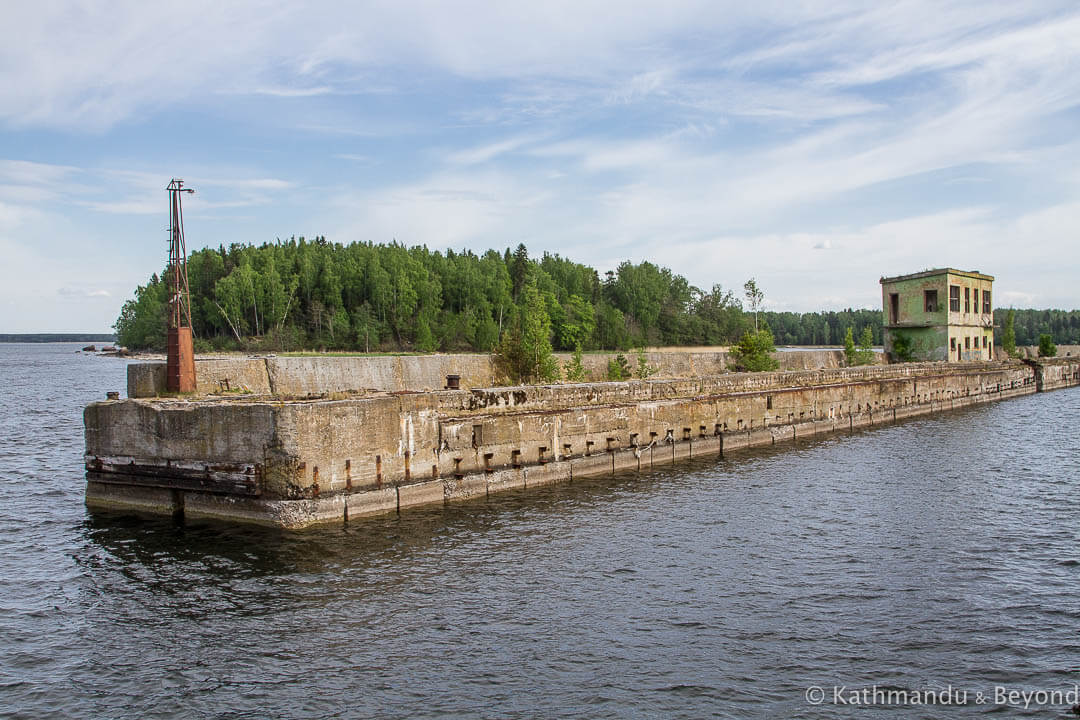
<box><xmin>880</xmin><ymin>268</ymin><xmax>994</xmax><ymax>284</ymax></box>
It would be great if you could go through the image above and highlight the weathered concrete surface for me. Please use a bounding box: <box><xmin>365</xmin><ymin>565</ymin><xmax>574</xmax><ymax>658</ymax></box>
<box><xmin>1027</xmin><ymin>357</ymin><xmax>1080</xmax><ymax>392</ymax></box>
<box><xmin>126</xmin><ymin>354</ymin><xmax>496</xmax><ymax>398</ymax></box>
<box><xmin>127</xmin><ymin>357</ymin><xmax>271</xmax><ymax>397</ymax></box>
<box><xmin>1017</xmin><ymin>344</ymin><xmax>1080</xmax><ymax>360</ymax></box>
<box><xmin>87</xmin><ymin>357</ymin><xmax>1080</xmax><ymax>529</ymax></box>
<box><xmin>264</xmin><ymin>355</ymin><xmax>494</xmax><ymax>396</ymax></box>
<box><xmin>125</xmin><ymin>348</ymin><xmax>876</xmax><ymax>398</ymax></box>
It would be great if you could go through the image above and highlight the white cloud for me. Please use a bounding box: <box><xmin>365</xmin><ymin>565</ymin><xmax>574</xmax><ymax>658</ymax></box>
<box><xmin>77</xmin><ymin>199</ymin><xmax>160</xmax><ymax>215</ymax></box>
<box><xmin>10</xmin><ymin>1</ymin><xmax>1066</xmax><ymax>131</ymax></box>
<box><xmin>3</xmin><ymin>0</ymin><xmax>1080</xmax><ymax>332</ymax></box>
<box><xmin>58</xmin><ymin>287</ymin><xmax>112</xmax><ymax>298</ymax></box>
<box><xmin>328</xmin><ymin>169</ymin><xmax>556</xmax><ymax>249</ymax></box>
<box><xmin>244</xmin><ymin>86</ymin><xmax>336</xmax><ymax>98</ymax></box>
<box><xmin>445</xmin><ymin>135</ymin><xmax>544</xmax><ymax>165</ymax></box>
<box><xmin>334</xmin><ymin>154</ymin><xmax>375</xmax><ymax>164</ymax></box>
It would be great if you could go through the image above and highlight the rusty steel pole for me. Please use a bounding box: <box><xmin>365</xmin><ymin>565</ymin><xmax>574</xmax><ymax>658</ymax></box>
<box><xmin>166</xmin><ymin>179</ymin><xmax>197</xmax><ymax>393</ymax></box>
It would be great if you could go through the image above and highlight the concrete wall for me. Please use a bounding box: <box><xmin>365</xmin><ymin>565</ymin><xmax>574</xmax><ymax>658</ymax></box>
<box><xmin>264</xmin><ymin>355</ymin><xmax>494</xmax><ymax>396</ymax></box>
<box><xmin>126</xmin><ymin>348</ymin><xmax>874</xmax><ymax>398</ymax></box>
<box><xmin>127</xmin><ymin>358</ymin><xmax>272</xmax><ymax>397</ymax></box>
<box><xmin>1028</xmin><ymin>357</ymin><xmax>1080</xmax><ymax>391</ymax></box>
<box><xmin>1016</xmin><ymin>344</ymin><xmax>1080</xmax><ymax>359</ymax></box>
<box><xmin>88</xmin><ymin>358</ymin><xmax>1080</xmax><ymax>528</ymax></box>
<box><xmin>127</xmin><ymin>354</ymin><xmax>495</xmax><ymax>398</ymax></box>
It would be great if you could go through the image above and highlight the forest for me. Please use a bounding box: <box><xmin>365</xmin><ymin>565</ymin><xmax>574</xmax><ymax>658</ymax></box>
<box><xmin>113</xmin><ymin>238</ymin><xmax>1078</xmax><ymax>353</ymax></box>
<box><xmin>992</xmin><ymin>308</ymin><xmax>1080</xmax><ymax>347</ymax></box>
<box><xmin>114</xmin><ymin>238</ymin><xmax>756</xmax><ymax>352</ymax></box>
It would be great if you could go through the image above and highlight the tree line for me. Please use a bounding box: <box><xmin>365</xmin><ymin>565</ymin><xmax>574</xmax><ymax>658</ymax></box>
<box><xmin>761</xmin><ymin>308</ymin><xmax>1080</xmax><ymax>348</ymax></box>
<box><xmin>993</xmin><ymin>308</ymin><xmax>1080</xmax><ymax>347</ymax></box>
<box><xmin>115</xmin><ymin>238</ymin><xmax>754</xmax><ymax>353</ymax></box>
<box><xmin>113</xmin><ymin>237</ymin><xmax>1078</xmax><ymax>357</ymax></box>
<box><xmin>760</xmin><ymin>310</ymin><xmax>883</xmax><ymax>346</ymax></box>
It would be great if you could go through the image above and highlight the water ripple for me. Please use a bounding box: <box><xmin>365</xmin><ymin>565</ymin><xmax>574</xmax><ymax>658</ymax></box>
<box><xmin>2</xmin><ymin>343</ymin><xmax>1080</xmax><ymax>718</ymax></box>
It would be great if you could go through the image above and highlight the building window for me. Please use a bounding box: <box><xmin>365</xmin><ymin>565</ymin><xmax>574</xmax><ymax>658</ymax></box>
<box><xmin>924</xmin><ymin>289</ymin><xmax>938</xmax><ymax>312</ymax></box>
<box><xmin>983</xmin><ymin>291</ymin><xmax>991</xmax><ymax>314</ymax></box>
<box><xmin>951</xmin><ymin>337</ymin><xmax>956</xmax><ymax>350</ymax></box>
<box><xmin>965</xmin><ymin>337</ymin><xmax>971</xmax><ymax>349</ymax></box>
<box><xmin>973</xmin><ymin>289</ymin><xmax>979</xmax><ymax>309</ymax></box>
<box><xmin>950</xmin><ymin>285</ymin><xmax>960</xmax><ymax>312</ymax></box>
<box><xmin>983</xmin><ymin>336</ymin><xmax>988</xmax><ymax>348</ymax></box>
<box><xmin>964</xmin><ymin>287</ymin><xmax>970</xmax><ymax>313</ymax></box>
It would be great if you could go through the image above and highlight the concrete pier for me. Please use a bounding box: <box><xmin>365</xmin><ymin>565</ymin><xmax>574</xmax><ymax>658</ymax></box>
<box><xmin>85</xmin><ymin>356</ymin><xmax>1080</xmax><ymax>529</ymax></box>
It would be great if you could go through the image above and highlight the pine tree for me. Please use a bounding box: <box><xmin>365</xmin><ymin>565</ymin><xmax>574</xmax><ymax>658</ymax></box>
<box><xmin>1038</xmin><ymin>333</ymin><xmax>1057</xmax><ymax>357</ymax></box>
<box><xmin>564</xmin><ymin>345</ymin><xmax>586</xmax><ymax>382</ymax></box>
<box><xmin>854</xmin><ymin>326</ymin><xmax>875</xmax><ymax>365</ymax></box>
<box><xmin>729</xmin><ymin>324</ymin><xmax>779</xmax><ymax>372</ymax></box>
<box><xmin>1002</xmin><ymin>308</ymin><xmax>1017</xmax><ymax>358</ymax></box>
<box><xmin>843</xmin><ymin>327</ymin><xmax>857</xmax><ymax>366</ymax></box>
<box><xmin>634</xmin><ymin>347</ymin><xmax>654</xmax><ymax>379</ymax></box>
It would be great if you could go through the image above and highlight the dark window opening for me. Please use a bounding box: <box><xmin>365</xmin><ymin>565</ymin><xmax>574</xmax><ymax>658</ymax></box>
<box><xmin>949</xmin><ymin>285</ymin><xmax>961</xmax><ymax>312</ymax></box>
<box><xmin>965</xmin><ymin>337</ymin><xmax>971</xmax><ymax>349</ymax></box>
<box><xmin>950</xmin><ymin>337</ymin><xmax>956</xmax><ymax>350</ymax></box>
<box><xmin>889</xmin><ymin>293</ymin><xmax>899</xmax><ymax>324</ymax></box>
<box><xmin>983</xmin><ymin>291</ymin><xmax>991</xmax><ymax>314</ymax></box>
<box><xmin>924</xmin><ymin>289</ymin><xmax>938</xmax><ymax>312</ymax></box>
<box><xmin>964</xmin><ymin>287</ymin><xmax>970</xmax><ymax>313</ymax></box>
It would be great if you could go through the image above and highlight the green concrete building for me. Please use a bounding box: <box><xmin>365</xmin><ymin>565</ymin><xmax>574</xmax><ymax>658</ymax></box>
<box><xmin>880</xmin><ymin>268</ymin><xmax>994</xmax><ymax>362</ymax></box>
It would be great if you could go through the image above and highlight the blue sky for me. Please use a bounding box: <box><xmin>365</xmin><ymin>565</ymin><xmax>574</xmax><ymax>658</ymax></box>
<box><xmin>2</xmin><ymin>1</ymin><xmax>1079</xmax><ymax>332</ymax></box>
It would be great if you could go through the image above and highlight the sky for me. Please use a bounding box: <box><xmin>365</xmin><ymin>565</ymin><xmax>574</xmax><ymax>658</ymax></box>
<box><xmin>2</xmin><ymin>1</ymin><xmax>1079</xmax><ymax>332</ymax></box>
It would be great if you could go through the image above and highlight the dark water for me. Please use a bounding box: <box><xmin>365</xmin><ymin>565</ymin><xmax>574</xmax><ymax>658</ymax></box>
<box><xmin>2</xmin><ymin>343</ymin><xmax>1080</xmax><ymax>719</ymax></box>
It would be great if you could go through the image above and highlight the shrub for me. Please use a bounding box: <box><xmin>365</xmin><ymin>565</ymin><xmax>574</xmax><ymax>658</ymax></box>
<box><xmin>564</xmin><ymin>345</ymin><xmax>586</xmax><ymax>382</ymax></box>
<box><xmin>729</xmin><ymin>326</ymin><xmax>780</xmax><ymax>372</ymax></box>
<box><xmin>843</xmin><ymin>327</ymin><xmax>857</xmax><ymax>366</ymax></box>
<box><xmin>1038</xmin><ymin>334</ymin><xmax>1057</xmax><ymax>357</ymax></box>
<box><xmin>890</xmin><ymin>332</ymin><xmax>914</xmax><ymax>363</ymax></box>
<box><xmin>853</xmin><ymin>326</ymin><xmax>876</xmax><ymax>366</ymax></box>
<box><xmin>607</xmin><ymin>354</ymin><xmax>630</xmax><ymax>380</ymax></box>
<box><xmin>634</xmin><ymin>347</ymin><xmax>655</xmax><ymax>379</ymax></box>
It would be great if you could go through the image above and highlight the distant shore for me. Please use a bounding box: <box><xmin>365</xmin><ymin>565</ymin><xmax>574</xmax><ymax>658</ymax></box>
<box><xmin>0</xmin><ymin>334</ymin><xmax>117</xmax><ymax>343</ymax></box>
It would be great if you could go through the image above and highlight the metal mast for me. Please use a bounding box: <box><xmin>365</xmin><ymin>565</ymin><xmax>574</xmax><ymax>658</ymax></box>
<box><xmin>166</xmin><ymin>179</ymin><xmax>197</xmax><ymax>392</ymax></box>
<box><xmin>167</xmin><ymin>179</ymin><xmax>195</xmax><ymax>330</ymax></box>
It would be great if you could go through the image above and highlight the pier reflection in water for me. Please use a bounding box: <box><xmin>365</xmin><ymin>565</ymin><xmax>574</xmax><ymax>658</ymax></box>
<box><xmin>1</xmin><ymin>343</ymin><xmax>1079</xmax><ymax>719</ymax></box>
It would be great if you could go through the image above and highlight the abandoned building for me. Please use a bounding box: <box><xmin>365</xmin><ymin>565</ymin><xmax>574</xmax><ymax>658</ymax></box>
<box><xmin>880</xmin><ymin>268</ymin><xmax>995</xmax><ymax>362</ymax></box>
